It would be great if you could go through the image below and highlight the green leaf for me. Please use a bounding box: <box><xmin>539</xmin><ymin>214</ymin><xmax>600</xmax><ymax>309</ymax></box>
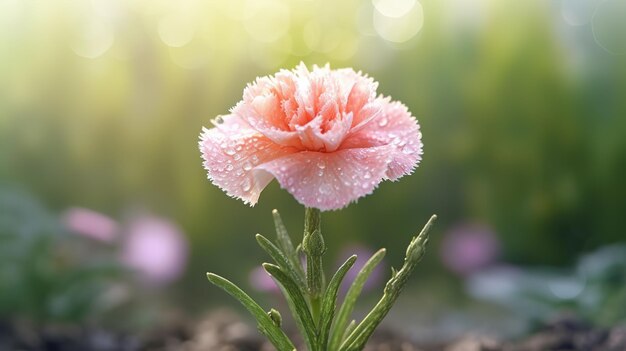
<box><xmin>328</xmin><ymin>248</ymin><xmax>386</xmax><ymax>351</ymax></box>
<box><xmin>206</xmin><ymin>273</ymin><xmax>295</xmax><ymax>351</ymax></box>
<box><xmin>342</xmin><ymin>320</ymin><xmax>357</xmax><ymax>343</ymax></box>
<box><xmin>339</xmin><ymin>214</ymin><xmax>437</xmax><ymax>351</ymax></box>
<box><xmin>318</xmin><ymin>255</ymin><xmax>357</xmax><ymax>351</ymax></box>
<box><xmin>256</xmin><ymin>234</ymin><xmax>307</xmax><ymax>291</ymax></box>
<box><xmin>263</xmin><ymin>263</ymin><xmax>318</xmax><ymax>351</ymax></box>
<box><xmin>272</xmin><ymin>209</ymin><xmax>304</xmax><ymax>278</ymax></box>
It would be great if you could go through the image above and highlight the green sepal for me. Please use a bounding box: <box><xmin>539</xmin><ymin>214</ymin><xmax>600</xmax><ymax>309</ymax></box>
<box><xmin>329</xmin><ymin>248</ymin><xmax>386</xmax><ymax>351</ymax></box>
<box><xmin>206</xmin><ymin>273</ymin><xmax>295</xmax><ymax>351</ymax></box>
<box><xmin>339</xmin><ymin>214</ymin><xmax>437</xmax><ymax>351</ymax></box>
<box><xmin>263</xmin><ymin>263</ymin><xmax>319</xmax><ymax>351</ymax></box>
<box><xmin>318</xmin><ymin>255</ymin><xmax>357</xmax><ymax>350</ymax></box>
<box><xmin>256</xmin><ymin>234</ymin><xmax>307</xmax><ymax>291</ymax></box>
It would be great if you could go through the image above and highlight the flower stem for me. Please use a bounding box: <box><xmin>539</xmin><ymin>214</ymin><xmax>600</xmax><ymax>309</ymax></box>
<box><xmin>302</xmin><ymin>207</ymin><xmax>326</xmax><ymax>323</ymax></box>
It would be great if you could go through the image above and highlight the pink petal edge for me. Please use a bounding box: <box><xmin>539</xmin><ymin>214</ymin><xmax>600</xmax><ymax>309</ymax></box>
<box><xmin>254</xmin><ymin>146</ymin><xmax>395</xmax><ymax>211</ymax></box>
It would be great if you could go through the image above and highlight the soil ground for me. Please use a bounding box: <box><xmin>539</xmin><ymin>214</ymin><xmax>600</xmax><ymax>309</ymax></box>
<box><xmin>2</xmin><ymin>312</ymin><xmax>625</xmax><ymax>351</ymax></box>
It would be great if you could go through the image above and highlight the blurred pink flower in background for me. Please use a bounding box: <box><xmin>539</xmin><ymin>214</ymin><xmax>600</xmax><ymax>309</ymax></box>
<box><xmin>249</xmin><ymin>266</ymin><xmax>280</xmax><ymax>293</ymax></box>
<box><xmin>199</xmin><ymin>63</ymin><xmax>423</xmax><ymax>211</ymax></box>
<box><xmin>62</xmin><ymin>207</ymin><xmax>119</xmax><ymax>243</ymax></box>
<box><xmin>337</xmin><ymin>244</ymin><xmax>385</xmax><ymax>294</ymax></box>
<box><xmin>440</xmin><ymin>222</ymin><xmax>500</xmax><ymax>275</ymax></box>
<box><xmin>121</xmin><ymin>215</ymin><xmax>188</xmax><ymax>286</ymax></box>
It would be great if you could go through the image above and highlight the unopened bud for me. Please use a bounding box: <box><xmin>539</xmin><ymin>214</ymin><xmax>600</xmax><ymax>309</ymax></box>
<box><xmin>302</xmin><ymin>229</ymin><xmax>326</xmax><ymax>257</ymax></box>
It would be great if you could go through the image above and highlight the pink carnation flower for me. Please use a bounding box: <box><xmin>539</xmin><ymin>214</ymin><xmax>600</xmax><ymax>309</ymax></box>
<box><xmin>199</xmin><ymin>63</ymin><xmax>423</xmax><ymax>211</ymax></box>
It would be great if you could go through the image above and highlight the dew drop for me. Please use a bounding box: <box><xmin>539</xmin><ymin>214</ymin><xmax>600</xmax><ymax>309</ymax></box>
<box><xmin>242</xmin><ymin>178</ymin><xmax>252</xmax><ymax>192</ymax></box>
<box><xmin>236</xmin><ymin>145</ymin><xmax>243</xmax><ymax>151</ymax></box>
<box><xmin>225</xmin><ymin>148</ymin><xmax>236</xmax><ymax>156</ymax></box>
<box><xmin>319</xmin><ymin>184</ymin><xmax>331</xmax><ymax>194</ymax></box>
<box><xmin>212</xmin><ymin>115</ymin><xmax>224</xmax><ymax>125</ymax></box>
<box><xmin>233</xmin><ymin>154</ymin><xmax>242</xmax><ymax>160</ymax></box>
<box><xmin>317</xmin><ymin>160</ymin><xmax>326</xmax><ymax>169</ymax></box>
<box><xmin>378</xmin><ymin>117</ymin><xmax>388</xmax><ymax>127</ymax></box>
<box><xmin>318</xmin><ymin>170</ymin><xmax>324</xmax><ymax>176</ymax></box>
<box><xmin>251</xmin><ymin>155</ymin><xmax>259</xmax><ymax>165</ymax></box>
<box><xmin>364</xmin><ymin>171</ymin><xmax>372</xmax><ymax>179</ymax></box>
<box><xmin>243</xmin><ymin>161</ymin><xmax>252</xmax><ymax>171</ymax></box>
<box><xmin>226</xmin><ymin>164</ymin><xmax>234</xmax><ymax>171</ymax></box>
<box><xmin>280</xmin><ymin>166</ymin><xmax>287</xmax><ymax>172</ymax></box>
<box><xmin>402</xmin><ymin>146</ymin><xmax>413</xmax><ymax>155</ymax></box>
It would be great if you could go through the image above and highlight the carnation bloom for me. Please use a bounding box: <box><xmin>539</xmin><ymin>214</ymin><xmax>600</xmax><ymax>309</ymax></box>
<box><xmin>199</xmin><ymin>63</ymin><xmax>423</xmax><ymax>211</ymax></box>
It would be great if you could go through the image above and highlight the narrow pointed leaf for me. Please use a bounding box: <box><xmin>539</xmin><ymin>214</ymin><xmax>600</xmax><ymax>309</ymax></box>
<box><xmin>263</xmin><ymin>263</ymin><xmax>318</xmax><ymax>351</ymax></box>
<box><xmin>256</xmin><ymin>234</ymin><xmax>307</xmax><ymax>290</ymax></box>
<box><xmin>206</xmin><ymin>273</ymin><xmax>295</xmax><ymax>351</ymax></box>
<box><xmin>342</xmin><ymin>320</ymin><xmax>357</xmax><ymax>344</ymax></box>
<box><xmin>318</xmin><ymin>255</ymin><xmax>357</xmax><ymax>350</ymax></box>
<box><xmin>272</xmin><ymin>209</ymin><xmax>304</xmax><ymax>277</ymax></box>
<box><xmin>340</xmin><ymin>215</ymin><xmax>437</xmax><ymax>351</ymax></box>
<box><xmin>329</xmin><ymin>248</ymin><xmax>386</xmax><ymax>351</ymax></box>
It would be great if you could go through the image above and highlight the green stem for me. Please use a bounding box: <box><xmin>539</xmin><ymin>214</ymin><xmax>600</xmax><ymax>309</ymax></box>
<box><xmin>302</xmin><ymin>207</ymin><xmax>325</xmax><ymax>324</ymax></box>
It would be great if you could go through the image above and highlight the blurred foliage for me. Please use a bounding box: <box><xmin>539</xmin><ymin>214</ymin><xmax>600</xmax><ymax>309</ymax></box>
<box><xmin>1</xmin><ymin>0</ymin><xmax>625</xmax><ymax>314</ymax></box>
<box><xmin>468</xmin><ymin>244</ymin><xmax>626</xmax><ymax>327</ymax></box>
<box><xmin>0</xmin><ymin>188</ymin><xmax>123</xmax><ymax>323</ymax></box>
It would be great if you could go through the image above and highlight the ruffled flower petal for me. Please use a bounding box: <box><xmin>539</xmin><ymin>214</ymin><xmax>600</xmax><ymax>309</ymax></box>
<box><xmin>342</xmin><ymin>98</ymin><xmax>423</xmax><ymax>180</ymax></box>
<box><xmin>199</xmin><ymin>114</ymin><xmax>297</xmax><ymax>205</ymax></box>
<box><xmin>255</xmin><ymin>146</ymin><xmax>394</xmax><ymax>211</ymax></box>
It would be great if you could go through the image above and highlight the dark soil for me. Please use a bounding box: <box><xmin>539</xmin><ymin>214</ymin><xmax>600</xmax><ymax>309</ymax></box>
<box><xmin>1</xmin><ymin>313</ymin><xmax>625</xmax><ymax>351</ymax></box>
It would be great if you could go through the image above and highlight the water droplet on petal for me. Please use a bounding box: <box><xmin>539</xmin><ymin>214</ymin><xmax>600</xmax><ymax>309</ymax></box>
<box><xmin>402</xmin><ymin>146</ymin><xmax>413</xmax><ymax>154</ymax></box>
<box><xmin>242</xmin><ymin>178</ymin><xmax>252</xmax><ymax>192</ymax></box>
<box><xmin>251</xmin><ymin>155</ymin><xmax>260</xmax><ymax>165</ymax></box>
<box><xmin>212</xmin><ymin>115</ymin><xmax>225</xmax><ymax>125</ymax></box>
<box><xmin>226</xmin><ymin>164</ymin><xmax>234</xmax><ymax>171</ymax></box>
<box><xmin>378</xmin><ymin>117</ymin><xmax>388</xmax><ymax>127</ymax></box>
<box><xmin>364</xmin><ymin>171</ymin><xmax>372</xmax><ymax>179</ymax></box>
<box><xmin>280</xmin><ymin>166</ymin><xmax>287</xmax><ymax>172</ymax></box>
<box><xmin>243</xmin><ymin>161</ymin><xmax>252</xmax><ymax>171</ymax></box>
<box><xmin>225</xmin><ymin>148</ymin><xmax>236</xmax><ymax>156</ymax></box>
<box><xmin>319</xmin><ymin>184</ymin><xmax>331</xmax><ymax>194</ymax></box>
<box><xmin>317</xmin><ymin>160</ymin><xmax>326</xmax><ymax>169</ymax></box>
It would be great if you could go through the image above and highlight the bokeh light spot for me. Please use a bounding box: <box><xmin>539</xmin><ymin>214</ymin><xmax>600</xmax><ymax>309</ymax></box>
<box><xmin>592</xmin><ymin>0</ymin><xmax>626</xmax><ymax>55</ymax></box>
<box><xmin>70</xmin><ymin>19</ymin><xmax>114</xmax><ymax>59</ymax></box>
<box><xmin>372</xmin><ymin>0</ymin><xmax>416</xmax><ymax>18</ymax></box>
<box><xmin>158</xmin><ymin>14</ymin><xmax>195</xmax><ymax>48</ymax></box>
<box><xmin>243</xmin><ymin>0</ymin><xmax>290</xmax><ymax>43</ymax></box>
<box><xmin>561</xmin><ymin>0</ymin><xmax>592</xmax><ymax>26</ymax></box>
<box><xmin>373</xmin><ymin>0</ymin><xmax>423</xmax><ymax>43</ymax></box>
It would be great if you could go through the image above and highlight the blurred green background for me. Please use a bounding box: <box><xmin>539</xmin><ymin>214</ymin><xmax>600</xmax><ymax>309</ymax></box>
<box><xmin>1</xmin><ymin>0</ymin><xmax>626</xmax><ymax>334</ymax></box>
